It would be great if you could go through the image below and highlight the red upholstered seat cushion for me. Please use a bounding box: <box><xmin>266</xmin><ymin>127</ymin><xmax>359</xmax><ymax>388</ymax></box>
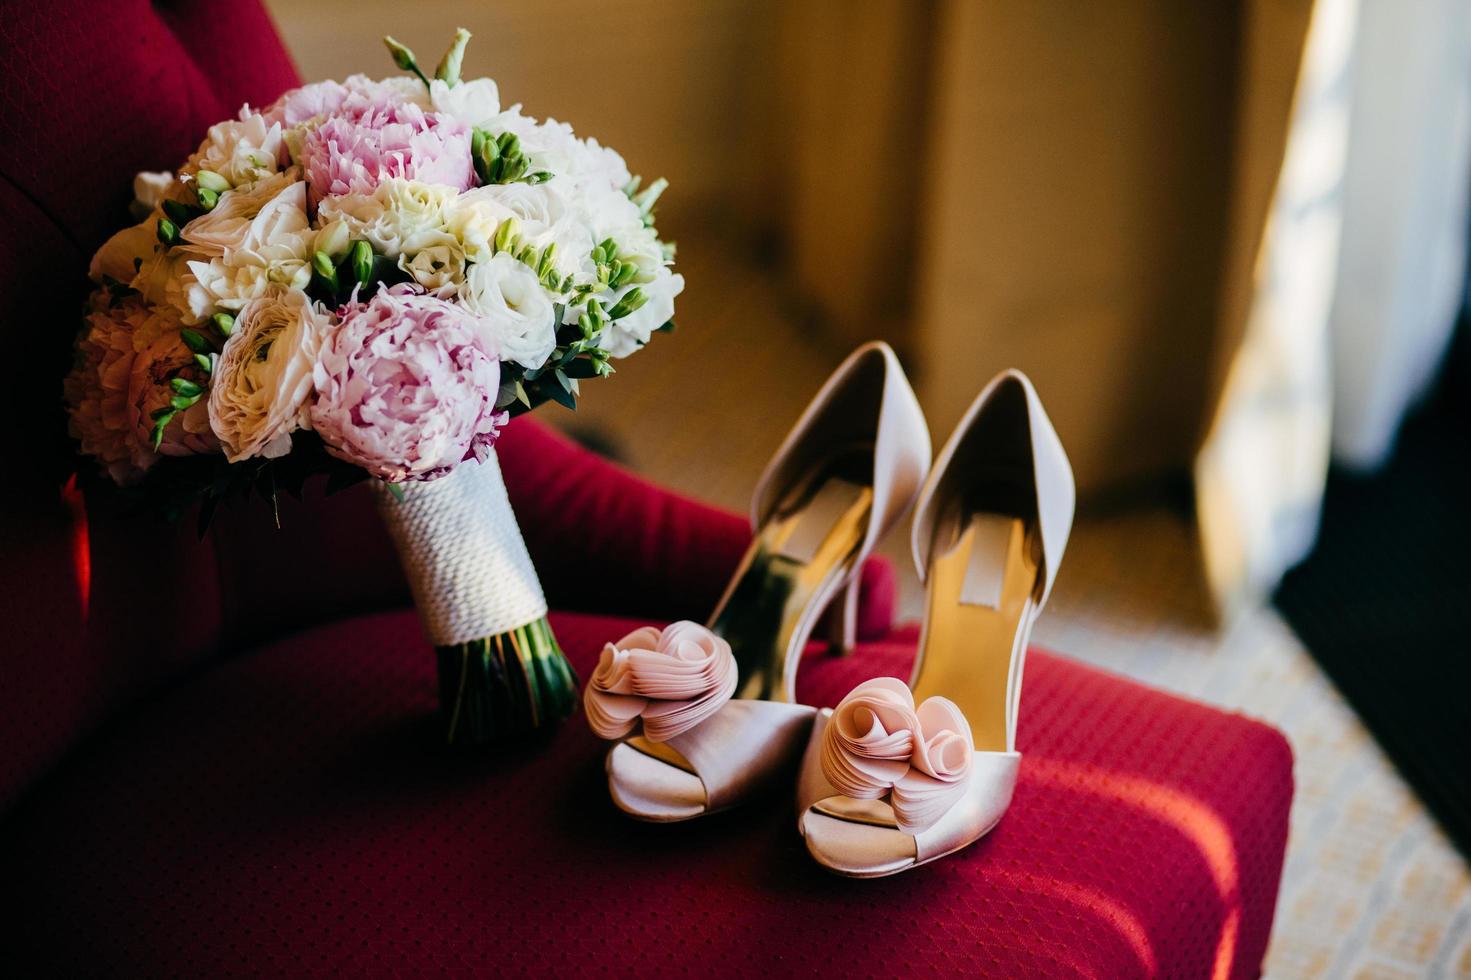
<box><xmin>0</xmin><ymin>611</ymin><xmax>1291</xmax><ymax>978</ymax></box>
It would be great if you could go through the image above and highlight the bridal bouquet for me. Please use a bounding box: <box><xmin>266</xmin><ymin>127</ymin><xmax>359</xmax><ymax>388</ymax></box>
<box><xmin>64</xmin><ymin>29</ymin><xmax>682</xmax><ymax>744</ymax></box>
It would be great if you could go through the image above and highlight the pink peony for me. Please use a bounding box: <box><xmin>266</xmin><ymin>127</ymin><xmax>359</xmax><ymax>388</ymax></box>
<box><xmin>259</xmin><ymin>80</ymin><xmax>350</xmax><ymax>127</ymax></box>
<box><xmin>298</xmin><ymin>89</ymin><xmax>474</xmax><ymax>204</ymax></box>
<box><xmin>311</xmin><ymin>285</ymin><xmax>506</xmax><ymax>482</ymax></box>
<box><xmin>64</xmin><ymin>296</ymin><xmax>219</xmax><ymax>484</ymax></box>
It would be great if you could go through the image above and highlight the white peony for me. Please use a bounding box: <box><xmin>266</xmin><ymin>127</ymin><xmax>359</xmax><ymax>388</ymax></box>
<box><xmin>184</xmin><ymin>113</ymin><xmax>286</xmax><ymax>188</ymax></box>
<box><xmin>317</xmin><ymin>179</ymin><xmax>459</xmax><ymax>258</ymax></box>
<box><xmin>600</xmin><ymin>266</ymin><xmax>684</xmax><ymax>358</ymax></box>
<box><xmin>459</xmin><ymin>252</ymin><xmax>557</xmax><ymax>369</ymax></box>
<box><xmin>429</xmin><ymin>77</ymin><xmax>501</xmax><ymax>129</ymax></box>
<box><xmin>208</xmin><ymin>288</ymin><xmax>329</xmax><ymax>462</ymax></box>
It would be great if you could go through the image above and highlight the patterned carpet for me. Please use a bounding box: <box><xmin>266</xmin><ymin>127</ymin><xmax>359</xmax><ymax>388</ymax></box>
<box><xmin>549</xmin><ymin>235</ymin><xmax>1471</xmax><ymax>978</ymax></box>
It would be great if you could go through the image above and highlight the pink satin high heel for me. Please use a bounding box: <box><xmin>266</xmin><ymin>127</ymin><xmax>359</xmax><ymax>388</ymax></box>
<box><xmin>796</xmin><ymin>369</ymin><xmax>1075</xmax><ymax>875</ymax></box>
<box><xmin>586</xmin><ymin>342</ymin><xmax>931</xmax><ymax>820</ymax></box>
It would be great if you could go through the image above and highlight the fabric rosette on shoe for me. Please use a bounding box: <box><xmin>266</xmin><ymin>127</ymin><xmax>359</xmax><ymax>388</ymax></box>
<box><xmin>584</xmin><ymin>622</ymin><xmax>738</xmax><ymax>742</ymax></box>
<box><xmin>820</xmin><ymin>678</ymin><xmax>975</xmax><ymax>834</ymax></box>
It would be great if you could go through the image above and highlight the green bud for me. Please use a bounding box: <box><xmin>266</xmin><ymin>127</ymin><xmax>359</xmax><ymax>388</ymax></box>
<box><xmin>180</xmin><ymin>328</ymin><xmax>211</xmax><ymax>354</ymax></box>
<box><xmin>195</xmin><ymin>170</ymin><xmax>231</xmax><ymax>193</ymax></box>
<box><xmin>211</xmin><ymin>312</ymin><xmax>235</xmax><ymax>337</ymax></box>
<box><xmin>434</xmin><ymin>27</ymin><xmax>473</xmax><ymax>86</ymax></box>
<box><xmin>494</xmin><ymin>217</ymin><xmax>520</xmax><ymax>253</ymax></box>
<box><xmin>383</xmin><ymin>35</ymin><xmax>430</xmax><ymax>87</ymax></box>
<box><xmin>170</xmin><ymin>377</ymin><xmax>203</xmax><ymax>397</ymax></box>
<box><xmin>312</xmin><ymin>250</ymin><xmax>339</xmax><ymax>292</ymax></box>
<box><xmin>537</xmin><ymin>242</ymin><xmax>557</xmax><ymax>278</ymax></box>
<box><xmin>170</xmin><ymin>393</ymin><xmax>200</xmax><ymax>411</ymax></box>
<box><xmin>473</xmin><ymin>128</ymin><xmax>500</xmax><ymax>185</ymax></box>
<box><xmin>156</xmin><ymin>218</ymin><xmax>179</xmax><ymax>247</ymax></box>
<box><xmin>608</xmin><ymin>288</ymin><xmax>647</xmax><ymax>320</ymax></box>
<box><xmin>350</xmin><ymin>240</ymin><xmax>373</xmax><ymax>286</ymax></box>
<box><xmin>196</xmin><ymin>187</ymin><xmax>219</xmax><ymax>211</ymax></box>
<box><xmin>633</xmin><ymin>176</ymin><xmax>668</xmax><ymax>216</ymax></box>
<box><xmin>194</xmin><ymin>353</ymin><xmax>213</xmax><ymax>374</ymax></box>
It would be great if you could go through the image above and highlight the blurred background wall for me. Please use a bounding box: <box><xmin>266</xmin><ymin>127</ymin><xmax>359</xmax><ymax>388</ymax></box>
<box><xmin>265</xmin><ymin>0</ymin><xmax>1467</xmax><ymax>618</ymax></box>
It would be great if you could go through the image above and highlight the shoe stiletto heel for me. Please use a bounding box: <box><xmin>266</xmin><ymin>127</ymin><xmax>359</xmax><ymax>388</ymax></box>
<box><xmin>585</xmin><ymin>342</ymin><xmax>931</xmax><ymax>821</ymax></box>
<box><xmin>825</xmin><ymin>573</ymin><xmax>861</xmax><ymax>655</ymax></box>
<box><xmin>796</xmin><ymin>369</ymin><xmax>1074</xmax><ymax>876</ymax></box>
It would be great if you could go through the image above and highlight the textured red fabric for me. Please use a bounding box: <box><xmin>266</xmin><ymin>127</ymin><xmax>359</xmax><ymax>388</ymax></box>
<box><xmin>0</xmin><ymin>612</ymin><xmax>1292</xmax><ymax>978</ymax></box>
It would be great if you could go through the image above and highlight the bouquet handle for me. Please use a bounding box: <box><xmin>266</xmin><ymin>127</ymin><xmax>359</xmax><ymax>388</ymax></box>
<box><xmin>372</xmin><ymin>453</ymin><xmax>578</xmax><ymax>744</ymax></box>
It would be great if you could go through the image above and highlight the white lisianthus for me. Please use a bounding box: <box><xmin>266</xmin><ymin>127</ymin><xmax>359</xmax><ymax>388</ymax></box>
<box><xmin>90</xmin><ymin>218</ymin><xmax>161</xmax><ymax>285</ymax></box>
<box><xmin>600</xmin><ymin>266</ymin><xmax>684</xmax><ymax>358</ymax></box>
<box><xmin>429</xmin><ymin>77</ymin><xmax>501</xmax><ymax>129</ymax></box>
<box><xmin>460</xmin><ymin>182</ymin><xmax>591</xmax><ymax>280</ymax></box>
<box><xmin>399</xmin><ymin>241</ymin><xmax>467</xmax><ymax>295</ymax></box>
<box><xmin>179</xmin><ymin>170</ymin><xmax>304</xmax><ymax>257</ymax></box>
<box><xmin>460</xmin><ymin>252</ymin><xmax>557</xmax><ymax>369</ymax></box>
<box><xmin>483</xmin><ymin>108</ymin><xmax>580</xmax><ymax>175</ymax></box>
<box><xmin>208</xmin><ymin>288</ymin><xmax>329</xmax><ymax>462</ymax></box>
<box><xmin>317</xmin><ymin>179</ymin><xmax>459</xmax><ymax>258</ymax></box>
<box><xmin>184</xmin><ymin>113</ymin><xmax>286</xmax><ymax>188</ymax></box>
<box><xmin>133</xmin><ymin>171</ymin><xmax>176</xmax><ymax>212</ymax></box>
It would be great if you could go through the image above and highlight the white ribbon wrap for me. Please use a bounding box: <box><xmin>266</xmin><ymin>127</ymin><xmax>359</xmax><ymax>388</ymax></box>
<box><xmin>371</xmin><ymin>452</ymin><xmax>548</xmax><ymax>646</ymax></box>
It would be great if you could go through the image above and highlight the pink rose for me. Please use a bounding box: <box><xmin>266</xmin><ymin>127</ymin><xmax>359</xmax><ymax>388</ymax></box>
<box><xmin>298</xmin><ymin>89</ymin><xmax>473</xmax><ymax>204</ymax></box>
<box><xmin>310</xmin><ymin>285</ymin><xmax>505</xmax><ymax>482</ymax></box>
<box><xmin>64</xmin><ymin>296</ymin><xmax>219</xmax><ymax>484</ymax></box>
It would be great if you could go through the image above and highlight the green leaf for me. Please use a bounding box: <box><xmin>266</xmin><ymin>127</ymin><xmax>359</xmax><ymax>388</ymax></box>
<box><xmin>180</xmin><ymin>328</ymin><xmax>212</xmax><ymax>354</ymax></box>
<box><xmin>385</xmin><ymin>481</ymin><xmax>406</xmax><ymax>503</ymax></box>
<box><xmin>162</xmin><ymin>199</ymin><xmax>199</xmax><ymax>227</ymax></box>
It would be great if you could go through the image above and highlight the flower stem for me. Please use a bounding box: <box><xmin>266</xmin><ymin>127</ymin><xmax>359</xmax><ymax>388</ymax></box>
<box><xmin>435</xmin><ymin>615</ymin><xmax>578</xmax><ymax>745</ymax></box>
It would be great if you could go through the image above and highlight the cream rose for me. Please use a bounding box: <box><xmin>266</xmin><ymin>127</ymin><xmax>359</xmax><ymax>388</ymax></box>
<box><xmin>208</xmin><ymin>288</ymin><xmax>329</xmax><ymax>462</ymax></box>
<box><xmin>459</xmin><ymin>252</ymin><xmax>557</xmax><ymax>369</ymax></box>
<box><xmin>317</xmin><ymin>178</ymin><xmax>460</xmax><ymax>259</ymax></box>
<box><xmin>399</xmin><ymin>241</ymin><xmax>467</xmax><ymax>295</ymax></box>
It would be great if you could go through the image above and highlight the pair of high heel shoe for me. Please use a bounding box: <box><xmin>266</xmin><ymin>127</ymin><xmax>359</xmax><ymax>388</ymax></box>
<box><xmin>584</xmin><ymin>342</ymin><xmax>1075</xmax><ymax>878</ymax></box>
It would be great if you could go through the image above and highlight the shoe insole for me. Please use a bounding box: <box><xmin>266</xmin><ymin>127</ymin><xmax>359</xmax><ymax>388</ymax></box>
<box><xmin>910</xmin><ymin>513</ymin><xmax>1037</xmax><ymax>753</ymax></box>
<box><xmin>623</xmin><ymin>473</ymin><xmax>872</xmax><ymax>777</ymax></box>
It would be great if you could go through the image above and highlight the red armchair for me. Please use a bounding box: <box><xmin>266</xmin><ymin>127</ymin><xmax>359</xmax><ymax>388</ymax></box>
<box><xmin>0</xmin><ymin>3</ymin><xmax>1292</xmax><ymax>976</ymax></box>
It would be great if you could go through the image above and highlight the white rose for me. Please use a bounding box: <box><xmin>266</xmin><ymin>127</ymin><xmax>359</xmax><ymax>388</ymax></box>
<box><xmin>208</xmin><ymin>288</ymin><xmax>328</xmax><ymax>461</ymax></box>
<box><xmin>460</xmin><ymin>252</ymin><xmax>557</xmax><ymax>369</ymax></box>
<box><xmin>184</xmin><ymin>113</ymin><xmax>286</xmax><ymax>188</ymax></box>
<box><xmin>317</xmin><ymin>179</ymin><xmax>459</xmax><ymax>258</ymax></box>
<box><xmin>429</xmin><ymin>77</ymin><xmax>501</xmax><ymax>129</ymax></box>
<box><xmin>601</xmin><ymin>267</ymin><xmax>683</xmax><ymax>358</ymax></box>
<box><xmin>398</xmin><ymin>241</ymin><xmax>467</xmax><ymax>295</ymax></box>
<box><xmin>179</xmin><ymin>170</ymin><xmax>304</xmax><ymax>257</ymax></box>
<box><xmin>445</xmin><ymin>190</ymin><xmax>514</xmax><ymax>264</ymax></box>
